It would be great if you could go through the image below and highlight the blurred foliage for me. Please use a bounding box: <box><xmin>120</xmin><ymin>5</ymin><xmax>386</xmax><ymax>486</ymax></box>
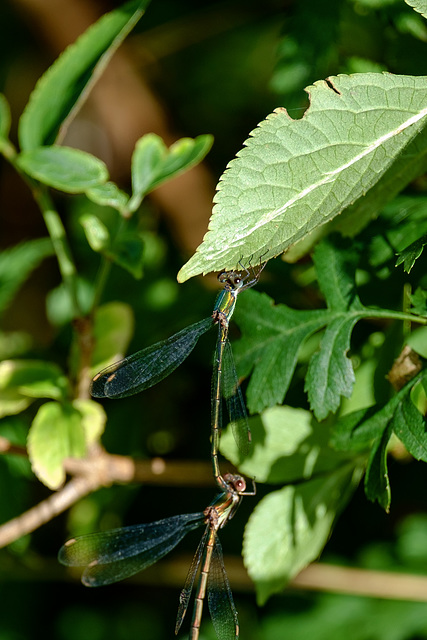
<box><xmin>1</xmin><ymin>0</ymin><xmax>427</xmax><ymax>639</ymax></box>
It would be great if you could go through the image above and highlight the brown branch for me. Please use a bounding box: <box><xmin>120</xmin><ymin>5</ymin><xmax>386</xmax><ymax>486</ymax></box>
<box><xmin>129</xmin><ymin>554</ymin><xmax>427</xmax><ymax>602</ymax></box>
<box><xmin>291</xmin><ymin>563</ymin><xmax>427</xmax><ymax>602</ymax></box>
<box><xmin>3</xmin><ymin>437</ymin><xmax>427</xmax><ymax>603</ymax></box>
<box><xmin>0</xmin><ymin>443</ymin><xmax>215</xmax><ymax>549</ymax></box>
<box><xmin>60</xmin><ymin>549</ymin><xmax>427</xmax><ymax>603</ymax></box>
<box><xmin>0</xmin><ymin>474</ymin><xmax>99</xmax><ymax>549</ymax></box>
<box><xmin>0</xmin><ymin>437</ymin><xmax>27</xmax><ymax>456</ymax></box>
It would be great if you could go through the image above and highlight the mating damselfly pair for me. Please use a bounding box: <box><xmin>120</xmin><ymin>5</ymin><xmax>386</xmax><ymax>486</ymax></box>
<box><xmin>59</xmin><ymin>263</ymin><xmax>265</xmax><ymax>639</ymax></box>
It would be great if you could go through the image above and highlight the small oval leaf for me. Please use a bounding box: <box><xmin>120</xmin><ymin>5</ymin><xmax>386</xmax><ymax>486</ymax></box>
<box><xmin>27</xmin><ymin>402</ymin><xmax>86</xmax><ymax>489</ymax></box>
<box><xmin>17</xmin><ymin>146</ymin><xmax>109</xmax><ymax>192</ymax></box>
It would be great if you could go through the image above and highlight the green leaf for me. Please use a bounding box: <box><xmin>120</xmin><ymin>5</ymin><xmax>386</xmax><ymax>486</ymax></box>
<box><xmin>18</xmin><ymin>0</ymin><xmax>150</xmax><ymax>150</ymax></box>
<box><xmin>129</xmin><ymin>134</ymin><xmax>166</xmax><ymax>209</ymax></box>
<box><xmin>305</xmin><ymin>315</ymin><xmax>358</xmax><ymax>420</ymax></box>
<box><xmin>27</xmin><ymin>402</ymin><xmax>86</xmax><ymax>489</ymax></box>
<box><xmin>406</xmin><ymin>323</ymin><xmax>427</xmax><ymax>355</ymax></box>
<box><xmin>234</xmin><ymin>237</ymin><xmax>371</xmax><ymax>418</ymax></box>
<box><xmin>313</xmin><ymin>236</ymin><xmax>363</xmax><ymax>312</ymax></box>
<box><xmin>91</xmin><ymin>301</ymin><xmax>135</xmax><ymax>373</ymax></box>
<box><xmin>405</xmin><ymin>0</ymin><xmax>427</xmax><ymax>20</ymax></box>
<box><xmin>86</xmin><ymin>182</ymin><xmax>129</xmax><ymax>212</ymax></box>
<box><xmin>233</xmin><ymin>290</ymin><xmax>328</xmax><ymax>414</ymax></box>
<box><xmin>129</xmin><ymin>133</ymin><xmax>213</xmax><ymax>212</ymax></box>
<box><xmin>0</xmin><ymin>331</ymin><xmax>32</xmax><ymax>360</ymax></box>
<box><xmin>16</xmin><ymin>146</ymin><xmax>109</xmax><ymax>193</ymax></box>
<box><xmin>72</xmin><ymin>398</ymin><xmax>106</xmax><ymax>445</ymax></box>
<box><xmin>0</xmin><ymin>238</ymin><xmax>54</xmax><ymax>316</ymax></box>
<box><xmin>178</xmin><ymin>73</ymin><xmax>427</xmax><ymax>281</ymax></box>
<box><xmin>391</xmin><ymin>395</ymin><xmax>427</xmax><ymax>461</ymax></box>
<box><xmin>80</xmin><ymin>214</ymin><xmax>110</xmax><ymax>252</ymax></box>
<box><xmin>106</xmin><ymin>233</ymin><xmax>145</xmax><ymax>278</ymax></box>
<box><xmin>243</xmin><ymin>462</ymin><xmax>363</xmax><ymax>604</ymax></box>
<box><xmin>0</xmin><ymin>360</ymin><xmax>69</xmax><ymax>418</ymax></box>
<box><xmin>220</xmin><ymin>405</ymin><xmax>358</xmax><ymax>483</ymax></box>
<box><xmin>332</xmin><ymin>372</ymin><xmax>424</xmax><ymax>510</ymax></box>
<box><xmin>331</xmin><ymin>407</ymin><xmax>385</xmax><ymax>451</ymax></box>
<box><xmin>364</xmin><ymin>423</ymin><xmax>392</xmax><ymax>512</ymax></box>
<box><xmin>0</xmin><ymin>93</ymin><xmax>11</xmax><ymax>141</ymax></box>
<box><xmin>46</xmin><ymin>278</ymin><xmax>94</xmax><ymax>327</ymax></box>
<box><xmin>79</xmin><ymin>213</ymin><xmax>144</xmax><ymax>277</ymax></box>
<box><xmin>362</xmin><ymin>195</ymin><xmax>427</xmax><ymax>271</ymax></box>
<box><xmin>396</xmin><ymin>235</ymin><xmax>427</xmax><ymax>272</ymax></box>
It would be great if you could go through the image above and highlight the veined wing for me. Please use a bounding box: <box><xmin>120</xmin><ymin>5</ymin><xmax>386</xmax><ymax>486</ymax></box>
<box><xmin>175</xmin><ymin>523</ymin><xmax>210</xmax><ymax>634</ymax></box>
<box><xmin>222</xmin><ymin>338</ymin><xmax>250</xmax><ymax>457</ymax></box>
<box><xmin>91</xmin><ymin>317</ymin><xmax>213</xmax><ymax>398</ymax></box>
<box><xmin>58</xmin><ymin>512</ymin><xmax>204</xmax><ymax>587</ymax></box>
<box><xmin>208</xmin><ymin>534</ymin><xmax>239</xmax><ymax>640</ymax></box>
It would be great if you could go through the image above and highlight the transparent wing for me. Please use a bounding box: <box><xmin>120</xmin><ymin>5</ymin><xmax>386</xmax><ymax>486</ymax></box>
<box><xmin>91</xmin><ymin>317</ymin><xmax>213</xmax><ymax>398</ymax></box>
<box><xmin>208</xmin><ymin>534</ymin><xmax>239</xmax><ymax>640</ymax></box>
<box><xmin>58</xmin><ymin>513</ymin><xmax>204</xmax><ymax>587</ymax></box>
<box><xmin>222</xmin><ymin>338</ymin><xmax>250</xmax><ymax>457</ymax></box>
<box><xmin>175</xmin><ymin>524</ymin><xmax>209</xmax><ymax>634</ymax></box>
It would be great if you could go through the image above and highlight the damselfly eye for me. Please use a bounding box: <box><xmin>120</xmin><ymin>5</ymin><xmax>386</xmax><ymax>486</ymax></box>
<box><xmin>234</xmin><ymin>478</ymin><xmax>246</xmax><ymax>492</ymax></box>
<box><xmin>218</xmin><ymin>272</ymin><xmax>228</xmax><ymax>283</ymax></box>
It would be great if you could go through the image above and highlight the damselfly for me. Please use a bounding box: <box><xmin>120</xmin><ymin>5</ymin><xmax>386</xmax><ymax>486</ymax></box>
<box><xmin>58</xmin><ymin>473</ymin><xmax>254</xmax><ymax>640</ymax></box>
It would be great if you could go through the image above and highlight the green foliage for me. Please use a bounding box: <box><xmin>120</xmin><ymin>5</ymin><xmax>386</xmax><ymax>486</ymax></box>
<box><xmin>128</xmin><ymin>133</ymin><xmax>214</xmax><ymax>212</ymax></box>
<box><xmin>17</xmin><ymin>146</ymin><xmax>109</xmax><ymax>193</ymax></box>
<box><xmin>244</xmin><ymin>463</ymin><xmax>363</xmax><ymax>604</ymax></box>
<box><xmin>0</xmin><ymin>238</ymin><xmax>54</xmax><ymax>315</ymax></box>
<box><xmin>178</xmin><ymin>73</ymin><xmax>427</xmax><ymax>280</ymax></box>
<box><xmin>0</xmin><ymin>93</ymin><xmax>11</xmax><ymax>142</ymax></box>
<box><xmin>405</xmin><ymin>0</ymin><xmax>427</xmax><ymax>20</ymax></box>
<box><xmin>2</xmin><ymin>1</ymin><xmax>427</xmax><ymax>638</ymax></box>
<box><xmin>232</xmin><ymin>235</ymin><xmax>415</xmax><ymax>420</ymax></box>
<box><xmin>27</xmin><ymin>401</ymin><xmax>86</xmax><ymax>489</ymax></box>
<box><xmin>18</xmin><ymin>0</ymin><xmax>151</xmax><ymax>150</ymax></box>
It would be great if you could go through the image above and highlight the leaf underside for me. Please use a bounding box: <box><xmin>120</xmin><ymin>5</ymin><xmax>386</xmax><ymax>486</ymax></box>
<box><xmin>178</xmin><ymin>73</ymin><xmax>427</xmax><ymax>281</ymax></box>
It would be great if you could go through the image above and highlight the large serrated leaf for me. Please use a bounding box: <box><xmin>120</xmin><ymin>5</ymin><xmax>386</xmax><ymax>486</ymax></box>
<box><xmin>233</xmin><ymin>236</ymin><xmax>411</xmax><ymax>420</ymax></box>
<box><xmin>178</xmin><ymin>73</ymin><xmax>427</xmax><ymax>281</ymax></box>
<box><xmin>18</xmin><ymin>0</ymin><xmax>150</xmax><ymax>151</ymax></box>
<box><xmin>364</xmin><ymin>423</ymin><xmax>392</xmax><ymax>512</ymax></box>
<box><xmin>305</xmin><ymin>315</ymin><xmax>358</xmax><ymax>420</ymax></box>
<box><xmin>243</xmin><ymin>462</ymin><xmax>363</xmax><ymax>604</ymax></box>
<box><xmin>391</xmin><ymin>395</ymin><xmax>427</xmax><ymax>462</ymax></box>
<box><xmin>405</xmin><ymin>0</ymin><xmax>427</xmax><ymax>19</ymax></box>
<box><xmin>233</xmin><ymin>290</ymin><xmax>328</xmax><ymax>414</ymax></box>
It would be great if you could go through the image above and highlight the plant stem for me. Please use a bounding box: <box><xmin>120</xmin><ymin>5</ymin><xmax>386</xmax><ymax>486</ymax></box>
<box><xmin>2</xmin><ymin>142</ymin><xmax>82</xmax><ymax>318</ymax></box>
<box><xmin>35</xmin><ymin>188</ymin><xmax>81</xmax><ymax>318</ymax></box>
<box><xmin>91</xmin><ymin>256</ymin><xmax>112</xmax><ymax>312</ymax></box>
<box><xmin>362</xmin><ymin>308</ymin><xmax>427</xmax><ymax>325</ymax></box>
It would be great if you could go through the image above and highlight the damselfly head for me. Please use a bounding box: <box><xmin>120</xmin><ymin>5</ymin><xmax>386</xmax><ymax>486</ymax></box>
<box><xmin>223</xmin><ymin>473</ymin><xmax>247</xmax><ymax>494</ymax></box>
<box><xmin>217</xmin><ymin>271</ymin><xmax>243</xmax><ymax>289</ymax></box>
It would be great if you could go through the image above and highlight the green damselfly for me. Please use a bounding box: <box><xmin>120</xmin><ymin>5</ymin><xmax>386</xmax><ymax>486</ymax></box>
<box><xmin>58</xmin><ymin>473</ymin><xmax>253</xmax><ymax>640</ymax></box>
<box><xmin>91</xmin><ymin>265</ymin><xmax>265</xmax><ymax>487</ymax></box>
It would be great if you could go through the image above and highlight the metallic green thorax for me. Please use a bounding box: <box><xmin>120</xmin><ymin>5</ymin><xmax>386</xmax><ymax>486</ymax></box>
<box><xmin>212</xmin><ymin>271</ymin><xmax>245</xmax><ymax>327</ymax></box>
